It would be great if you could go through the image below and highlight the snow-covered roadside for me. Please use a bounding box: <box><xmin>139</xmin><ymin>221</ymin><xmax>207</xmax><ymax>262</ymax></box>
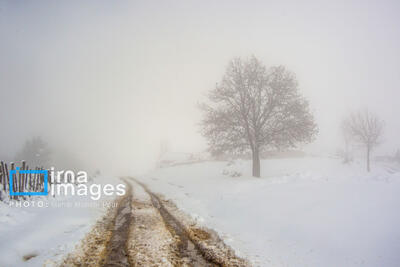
<box><xmin>139</xmin><ymin>157</ymin><xmax>400</xmax><ymax>266</ymax></box>
<box><xmin>0</xmin><ymin>175</ymin><xmax>122</xmax><ymax>267</ymax></box>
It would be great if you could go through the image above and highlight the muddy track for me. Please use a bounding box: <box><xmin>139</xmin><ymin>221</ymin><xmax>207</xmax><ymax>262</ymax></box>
<box><xmin>60</xmin><ymin>179</ymin><xmax>134</xmax><ymax>267</ymax></box>
<box><xmin>101</xmin><ymin>179</ymin><xmax>133</xmax><ymax>266</ymax></box>
<box><xmin>129</xmin><ymin>177</ymin><xmax>219</xmax><ymax>267</ymax></box>
<box><xmin>61</xmin><ymin>177</ymin><xmax>249</xmax><ymax>267</ymax></box>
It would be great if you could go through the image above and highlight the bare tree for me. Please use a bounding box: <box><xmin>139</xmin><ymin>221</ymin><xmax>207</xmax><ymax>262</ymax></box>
<box><xmin>200</xmin><ymin>56</ymin><xmax>317</xmax><ymax>177</ymax></box>
<box><xmin>339</xmin><ymin>119</ymin><xmax>354</xmax><ymax>164</ymax></box>
<box><xmin>342</xmin><ymin>110</ymin><xmax>384</xmax><ymax>172</ymax></box>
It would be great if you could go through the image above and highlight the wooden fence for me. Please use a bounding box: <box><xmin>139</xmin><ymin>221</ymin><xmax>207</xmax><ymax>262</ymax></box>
<box><xmin>0</xmin><ymin>161</ymin><xmax>48</xmax><ymax>200</ymax></box>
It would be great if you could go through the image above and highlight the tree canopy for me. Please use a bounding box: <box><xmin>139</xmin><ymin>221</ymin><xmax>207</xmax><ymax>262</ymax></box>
<box><xmin>201</xmin><ymin>56</ymin><xmax>317</xmax><ymax>177</ymax></box>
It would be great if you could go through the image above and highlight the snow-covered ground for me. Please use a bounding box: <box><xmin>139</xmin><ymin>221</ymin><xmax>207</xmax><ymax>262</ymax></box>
<box><xmin>0</xmin><ymin>175</ymin><xmax>121</xmax><ymax>267</ymax></box>
<box><xmin>140</xmin><ymin>157</ymin><xmax>400</xmax><ymax>267</ymax></box>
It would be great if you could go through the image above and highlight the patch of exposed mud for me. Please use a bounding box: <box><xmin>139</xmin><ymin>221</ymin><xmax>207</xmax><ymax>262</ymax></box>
<box><xmin>23</xmin><ymin>253</ymin><xmax>38</xmax><ymax>261</ymax></box>
<box><xmin>190</xmin><ymin>228</ymin><xmax>211</xmax><ymax>241</ymax></box>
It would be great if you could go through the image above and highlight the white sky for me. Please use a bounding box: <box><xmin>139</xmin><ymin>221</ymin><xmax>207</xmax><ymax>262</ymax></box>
<box><xmin>1</xmin><ymin>0</ymin><xmax>400</xmax><ymax>174</ymax></box>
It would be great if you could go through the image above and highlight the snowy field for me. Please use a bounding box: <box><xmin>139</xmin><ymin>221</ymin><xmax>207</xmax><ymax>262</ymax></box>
<box><xmin>0</xmin><ymin>176</ymin><xmax>121</xmax><ymax>267</ymax></box>
<box><xmin>140</xmin><ymin>157</ymin><xmax>400</xmax><ymax>267</ymax></box>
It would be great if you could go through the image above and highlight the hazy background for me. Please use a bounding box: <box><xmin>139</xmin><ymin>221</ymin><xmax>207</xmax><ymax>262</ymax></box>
<box><xmin>1</xmin><ymin>0</ymin><xmax>400</xmax><ymax>174</ymax></box>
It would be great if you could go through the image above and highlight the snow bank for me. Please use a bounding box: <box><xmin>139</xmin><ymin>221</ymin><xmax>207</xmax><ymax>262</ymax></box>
<box><xmin>140</xmin><ymin>157</ymin><xmax>400</xmax><ymax>266</ymax></box>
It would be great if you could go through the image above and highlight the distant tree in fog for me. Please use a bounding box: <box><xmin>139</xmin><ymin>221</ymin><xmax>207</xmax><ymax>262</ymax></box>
<box><xmin>159</xmin><ymin>139</ymin><xmax>170</xmax><ymax>157</ymax></box>
<box><xmin>15</xmin><ymin>136</ymin><xmax>51</xmax><ymax>167</ymax></box>
<box><xmin>339</xmin><ymin>119</ymin><xmax>354</xmax><ymax>164</ymax></box>
<box><xmin>200</xmin><ymin>56</ymin><xmax>318</xmax><ymax>177</ymax></box>
<box><xmin>342</xmin><ymin>110</ymin><xmax>384</xmax><ymax>172</ymax></box>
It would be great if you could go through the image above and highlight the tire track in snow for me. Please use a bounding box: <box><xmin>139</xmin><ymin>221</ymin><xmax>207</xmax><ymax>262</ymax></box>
<box><xmin>102</xmin><ymin>178</ymin><xmax>133</xmax><ymax>266</ymax></box>
<box><xmin>129</xmin><ymin>177</ymin><xmax>249</xmax><ymax>267</ymax></box>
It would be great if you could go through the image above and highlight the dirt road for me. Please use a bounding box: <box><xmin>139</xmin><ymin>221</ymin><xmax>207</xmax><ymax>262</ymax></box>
<box><xmin>61</xmin><ymin>177</ymin><xmax>249</xmax><ymax>267</ymax></box>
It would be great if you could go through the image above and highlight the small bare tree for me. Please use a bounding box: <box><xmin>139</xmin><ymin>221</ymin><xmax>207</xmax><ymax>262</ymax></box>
<box><xmin>339</xmin><ymin>119</ymin><xmax>354</xmax><ymax>164</ymax></box>
<box><xmin>200</xmin><ymin>56</ymin><xmax>317</xmax><ymax>177</ymax></box>
<box><xmin>342</xmin><ymin>110</ymin><xmax>384</xmax><ymax>172</ymax></box>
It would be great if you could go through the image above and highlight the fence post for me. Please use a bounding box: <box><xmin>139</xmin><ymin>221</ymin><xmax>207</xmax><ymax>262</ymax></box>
<box><xmin>21</xmin><ymin>161</ymin><xmax>26</xmax><ymax>193</ymax></box>
<box><xmin>10</xmin><ymin>163</ymin><xmax>16</xmax><ymax>200</ymax></box>
<box><xmin>0</xmin><ymin>161</ymin><xmax>3</xmax><ymax>190</ymax></box>
<box><xmin>4</xmin><ymin>163</ymin><xmax>9</xmax><ymax>197</ymax></box>
<box><xmin>0</xmin><ymin>161</ymin><xmax>6</xmax><ymax>192</ymax></box>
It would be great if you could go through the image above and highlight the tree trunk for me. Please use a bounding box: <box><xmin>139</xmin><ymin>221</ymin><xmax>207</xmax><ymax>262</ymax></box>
<box><xmin>252</xmin><ymin>147</ymin><xmax>260</xmax><ymax>177</ymax></box>
<box><xmin>367</xmin><ymin>146</ymin><xmax>371</xmax><ymax>172</ymax></box>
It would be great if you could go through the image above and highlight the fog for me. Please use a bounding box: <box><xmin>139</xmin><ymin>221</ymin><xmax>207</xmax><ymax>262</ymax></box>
<box><xmin>1</xmin><ymin>0</ymin><xmax>400</xmax><ymax>175</ymax></box>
